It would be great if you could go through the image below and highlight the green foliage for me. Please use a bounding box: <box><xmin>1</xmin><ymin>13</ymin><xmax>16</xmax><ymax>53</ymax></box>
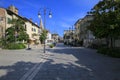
<box><xmin>49</xmin><ymin>44</ymin><xmax>54</xmax><ymax>48</ymax></box>
<box><xmin>78</xmin><ymin>40</ymin><xmax>83</xmax><ymax>46</ymax></box>
<box><xmin>6</xmin><ymin>18</ymin><xmax>29</xmax><ymax>43</ymax></box>
<box><xmin>39</xmin><ymin>30</ymin><xmax>47</xmax><ymax>44</ymax></box>
<box><xmin>8</xmin><ymin>18</ymin><xmax>26</xmax><ymax>32</ymax></box>
<box><xmin>88</xmin><ymin>0</ymin><xmax>120</xmax><ymax>48</ymax></box>
<box><xmin>6</xmin><ymin>27</ymin><xmax>15</xmax><ymax>42</ymax></box>
<box><xmin>32</xmin><ymin>33</ymin><xmax>37</xmax><ymax>37</ymax></box>
<box><xmin>4</xmin><ymin>43</ymin><xmax>26</xmax><ymax>50</ymax></box>
<box><xmin>0</xmin><ymin>37</ymin><xmax>7</xmax><ymax>48</ymax></box>
<box><xmin>97</xmin><ymin>47</ymin><xmax>120</xmax><ymax>58</ymax></box>
<box><xmin>64</xmin><ymin>42</ymin><xmax>67</xmax><ymax>45</ymax></box>
<box><xmin>18</xmin><ymin>31</ymin><xmax>29</xmax><ymax>41</ymax></box>
<box><xmin>34</xmin><ymin>40</ymin><xmax>39</xmax><ymax>45</ymax></box>
<box><xmin>90</xmin><ymin>0</ymin><xmax>120</xmax><ymax>38</ymax></box>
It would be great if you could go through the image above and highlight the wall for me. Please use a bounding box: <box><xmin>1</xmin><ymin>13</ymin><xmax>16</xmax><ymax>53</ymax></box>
<box><xmin>0</xmin><ymin>8</ymin><xmax>6</xmax><ymax>38</ymax></box>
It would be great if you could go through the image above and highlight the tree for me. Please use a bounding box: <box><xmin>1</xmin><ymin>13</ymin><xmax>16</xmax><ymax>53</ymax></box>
<box><xmin>6</xmin><ymin>27</ymin><xmax>15</xmax><ymax>42</ymax></box>
<box><xmin>88</xmin><ymin>0</ymin><xmax>120</xmax><ymax>48</ymax></box>
<box><xmin>18</xmin><ymin>31</ymin><xmax>29</xmax><ymax>41</ymax></box>
<box><xmin>39</xmin><ymin>30</ymin><xmax>47</xmax><ymax>44</ymax></box>
<box><xmin>6</xmin><ymin>18</ymin><xmax>29</xmax><ymax>43</ymax></box>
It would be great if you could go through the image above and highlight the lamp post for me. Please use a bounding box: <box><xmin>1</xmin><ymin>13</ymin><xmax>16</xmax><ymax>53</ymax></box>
<box><xmin>38</xmin><ymin>8</ymin><xmax>52</xmax><ymax>53</ymax></box>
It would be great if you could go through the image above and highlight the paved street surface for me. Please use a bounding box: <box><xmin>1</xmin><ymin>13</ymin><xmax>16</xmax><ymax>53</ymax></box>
<box><xmin>0</xmin><ymin>43</ymin><xmax>120</xmax><ymax>80</ymax></box>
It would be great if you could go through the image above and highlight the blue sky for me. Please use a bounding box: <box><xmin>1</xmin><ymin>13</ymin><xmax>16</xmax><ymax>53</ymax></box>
<box><xmin>0</xmin><ymin>0</ymin><xmax>99</xmax><ymax>37</ymax></box>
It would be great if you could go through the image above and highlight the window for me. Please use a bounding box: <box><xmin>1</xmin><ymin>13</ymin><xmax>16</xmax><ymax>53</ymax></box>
<box><xmin>31</xmin><ymin>28</ymin><xmax>34</xmax><ymax>31</ymax></box>
<box><xmin>34</xmin><ymin>28</ymin><xmax>36</xmax><ymax>32</ymax></box>
<box><xmin>24</xmin><ymin>24</ymin><xmax>27</xmax><ymax>31</ymax></box>
<box><xmin>32</xmin><ymin>28</ymin><xmax>36</xmax><ymax>32</ymax></box>
<box><xmin>7</xmin><ymin>18</ymin><xmax>11</xmax><ymax>23</ymax></box>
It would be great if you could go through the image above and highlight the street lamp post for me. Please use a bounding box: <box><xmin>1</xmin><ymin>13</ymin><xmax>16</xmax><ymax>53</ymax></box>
<box><xmin>38</xmin><ymin>8</ymin><xmax>52</xmax><ymax>53</ymax></box>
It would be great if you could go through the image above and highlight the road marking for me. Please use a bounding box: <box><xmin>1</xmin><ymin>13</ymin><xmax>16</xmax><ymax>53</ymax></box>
<box><xmin>19</xmin><ymin>63</ymin><xmax>40</xmax><ymax>80</ymax></box>
<box><xmin>26</xmin><ymin>60</ymin><xmax>45</xmax><ymax>80</ymax></box>
<box><xmin>19</xmin><ymin>53</ymin><xmax>49</xmax><ymax>80</ymax></box>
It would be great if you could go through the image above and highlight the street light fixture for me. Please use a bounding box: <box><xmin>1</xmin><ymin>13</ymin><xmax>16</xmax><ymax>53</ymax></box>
<box><xmin>38</xmin><ymin>8</ymin><xmax>52</xmax><ymax>53</ymax></box>
<box><xmin>49</xmin><ymin>11</ymin><xmax>52</xmax><ymax>18</ymax></box>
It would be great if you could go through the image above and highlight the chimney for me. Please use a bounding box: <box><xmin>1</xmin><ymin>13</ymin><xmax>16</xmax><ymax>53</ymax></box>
<box><xmin>8</xmin><ymin>5</ymin><xmax>18</xmax><ymax>14</ymax></box>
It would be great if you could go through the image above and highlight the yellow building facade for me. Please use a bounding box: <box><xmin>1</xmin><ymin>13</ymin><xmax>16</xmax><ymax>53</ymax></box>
<box><xmin>0</xmin><ymin>5</ymin><xmax>43</xmax><ymax>44</ymax></box>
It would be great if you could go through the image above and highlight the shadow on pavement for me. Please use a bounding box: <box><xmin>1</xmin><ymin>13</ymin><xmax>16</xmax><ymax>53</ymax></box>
<box><xmin>45</xmin><ymin>44</ymin><xmax>120</xmax><ymax>80</ymax></box>
<box><xmin>0</xmin><ymin>58</ymin><xmax>94</xmax><ymax>80</ymax></box>
<box><xmin>0</xmin><ymin>43</ymin><xmax>120</xmax><ymax>80</ymax></box>
<box><xmin>34</xmin><ymin>58</ymin><xmax>94</xmax><ymax>80</ymax></box>
<box><xmin>0</xmin><ymin>61</ymin><xmax>37</xmax><ymax>80</ymax></box>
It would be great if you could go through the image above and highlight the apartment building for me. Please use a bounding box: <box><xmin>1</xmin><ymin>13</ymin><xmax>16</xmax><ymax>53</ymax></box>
<box><xmin>74</xmin><ymin>15</ymin><xmax>95</xmax><ymax>47</ymax></box>
<box><xmin>52</xmin><ymin>33</ymin><xmax>59</xmax><ymax>43</ymax></box>
<box><xmin>80</xmin><ymin>15</ymin><xmax>95</xmax><ymax>47</ymax></box>
<box><xmin>63</xmin><ymin>30</ymin><xmax>74</xmax><ymax>45</ymax></box>
<box><xmin>0</xmin><ymin>5</ymin><xmax>43</xmax><ymax>44</ymax></box>
<box><xmin>46</xmin><ymin>31</ymin><xmax>54</xmax><ymax>45</ymax></box>
<box><xmin>63</xmin><ymin>30</ymin><xmax>69</xmax><ymax>45</ymax></box>
<box><xmin>74</xmin><ymin>19</ymin><xmax>81</xmax><ymax>42</ymax></box>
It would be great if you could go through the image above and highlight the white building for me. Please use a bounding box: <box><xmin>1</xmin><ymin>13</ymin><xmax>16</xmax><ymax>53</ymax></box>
<box><xmin>46</xmin><ymin>31</ymin><xmax>54</xmax><ymax>45</ymax></box>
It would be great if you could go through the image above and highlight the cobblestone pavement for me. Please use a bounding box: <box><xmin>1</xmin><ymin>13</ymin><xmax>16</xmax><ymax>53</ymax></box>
<box><xmin>0</xmin><ymin>43</ymin><xmax>120</xmax><ymax>80</ymax></box>
<box><xmin>0</xmin><ymin>45</ymin><xmax>48</xmax><ymax>80</ymax></box>
<box><xmin>33</xmin><ymin>43</ymin><xmax>120</xmax><ymax>80</ymax></box>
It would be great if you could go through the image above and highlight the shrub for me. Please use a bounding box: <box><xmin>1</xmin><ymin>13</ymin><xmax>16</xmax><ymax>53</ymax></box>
<box><xmin>90</xmin><ymin>43</ymin><xmax>107</xmax><ymax>49</ymax></box>
<box><xmin>97</xmin><ymin>47</ymin><xmax>120</xmax><ymax>58</ymax></box>
<box><xmin>78</xmin><ymin>40</ymin><xmax>83</xmax><ymax>46</ymax></box>
<box><xmin>0</xmin><ymin>38</ymin><xmax>7</xmax><ymax>48</ymax></box>
<box><xmin>49</xmin><ymin>44</ymin><xmax>54</xmax><ymax>48</ymax></box>
<box><xmin>4</xmin><ymin>43</ymin><xmax>26</xmax><ymax>50</ymax></box>
<box><xmin>64</xmin><ymin>42</ymin><xmax>67</xmax><ymax>45</ymax></box>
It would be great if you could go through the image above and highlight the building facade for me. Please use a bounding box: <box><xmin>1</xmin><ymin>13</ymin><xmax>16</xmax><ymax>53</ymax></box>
<box><xmin>74</xmin><ymin>19</ymin><xmax>82</xmax><ymax>46</ymax></box>
<box><xmin>52</xmin><ymin>33</ymin><xmax>59</xmax><ymax>43</ymax></box>
<box><xmin>63</xmin><ymin>30</ymin><xmax>74</xmax><ymax>45</ymax></box>
<box><xmin>46</xmin><ymin>31</ymin><xmax>54</xmax><ymax>45</ymax></box>
<box><xmin>74</xmin><ymin>15</ymin><xmax>95</xmax><ymax>47</ymax></box>
<box><xmin>0</xmin><ymin>5</ymin><xmax>43</xmax><ymax>44</ymax></box>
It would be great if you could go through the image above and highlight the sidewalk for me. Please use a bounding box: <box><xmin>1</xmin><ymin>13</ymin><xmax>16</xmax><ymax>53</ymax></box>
<box><xmin>28</xmin><ymin>44</ymin><xmax>43</xmax><ymax>49</ymax></box>
<box><xmin>0</xmin><ymin>46</ymin><xmax>48</xmax><ymax>79</ymax></box>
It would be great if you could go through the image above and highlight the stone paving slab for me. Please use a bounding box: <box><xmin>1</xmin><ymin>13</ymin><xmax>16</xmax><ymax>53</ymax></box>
<box><xmin>0</xmin><ymin>43</ymin><xmax>120</xmax><ymax>80</ymax></box>
<box><xmin>0</xmin><ymin>47</ymin><xmax>47</xmax><ymax>80</ymax></box>
<box><xmin>34</xmin><ymin>43</ymin><xmax>120</xmax><ymax>80</ymax></box>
